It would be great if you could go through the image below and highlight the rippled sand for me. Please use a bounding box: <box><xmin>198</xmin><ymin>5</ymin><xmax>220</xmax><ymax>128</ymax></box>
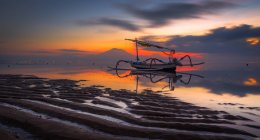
<box><xmin>0</xmin><ymin>74</ymin><xmax>259</xmax><ymax>140</ymax></box>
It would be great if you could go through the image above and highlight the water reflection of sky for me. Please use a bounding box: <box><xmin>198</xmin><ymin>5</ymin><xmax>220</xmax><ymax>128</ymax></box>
<box><xmin>0</xmin><ymin>64</ymin><xmax>259</xmax><ymax>124</ymax></box>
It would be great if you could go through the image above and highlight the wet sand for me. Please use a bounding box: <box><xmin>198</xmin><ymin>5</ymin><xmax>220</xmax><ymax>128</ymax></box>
<box><xmin>0</xmin><ymin>74</ymin><xmax>258</xmax><ymax>140</ymax></box>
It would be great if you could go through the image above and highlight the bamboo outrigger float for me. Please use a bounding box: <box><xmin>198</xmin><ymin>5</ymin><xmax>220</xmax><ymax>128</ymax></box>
<box><xmin>115</xmin><ymin>38</ymin><xmax>204</xmax><ymax>71</ymax></box>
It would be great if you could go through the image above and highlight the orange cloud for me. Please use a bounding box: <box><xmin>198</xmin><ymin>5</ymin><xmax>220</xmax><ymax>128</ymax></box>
<box><xmin>246</xmin><ymin>37</ymin><xmax>260</xmax><ymax>46</ymax></box>
<box><xmin>244</xmin><ymin>77</ymin><xmax>258</xmax><ymax>86</ymax></box>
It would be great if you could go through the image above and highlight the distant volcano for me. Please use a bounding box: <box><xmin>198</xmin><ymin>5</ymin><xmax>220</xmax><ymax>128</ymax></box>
<box><xmin>98</xmin><ymin>48</ymin><xmax>133</xmax><ymax>59</ymax></box>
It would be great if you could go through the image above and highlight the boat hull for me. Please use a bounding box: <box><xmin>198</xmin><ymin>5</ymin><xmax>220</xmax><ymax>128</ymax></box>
<box><xmin>130</xmin><ymin>70</ymin><xmax>177</xmax><ymax>77</ymax></box>
<box><xmin>131</xmin><ymin>63</ymin><xmax>176</xmax><ymax>71</ymax></box>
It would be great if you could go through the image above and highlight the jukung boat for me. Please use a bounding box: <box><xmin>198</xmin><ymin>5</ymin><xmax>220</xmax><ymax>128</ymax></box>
<box><xmin>114</xmin><ymin>39</ymin><xmax>204</xmax><ymax>71</ymax></box>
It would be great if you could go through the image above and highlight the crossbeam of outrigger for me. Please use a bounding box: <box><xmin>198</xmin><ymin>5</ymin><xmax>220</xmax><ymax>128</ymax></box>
<box><xmin>114</xmin><ymin>38</ymin><xmax>204</xmax><ymax>71</ymax></box>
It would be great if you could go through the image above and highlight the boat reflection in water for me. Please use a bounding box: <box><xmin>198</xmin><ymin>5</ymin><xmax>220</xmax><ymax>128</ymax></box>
<box><xmin>112</xmin><ymin>68</ymin><xmax>204</xmax><ymax>93</ymax></box>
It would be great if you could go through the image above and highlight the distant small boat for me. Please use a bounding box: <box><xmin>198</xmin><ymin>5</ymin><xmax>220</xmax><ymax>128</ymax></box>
<box><xmin>114</xmin><ymin>38</ymin><xmax>204</xmax><ymax>71</ymax></box>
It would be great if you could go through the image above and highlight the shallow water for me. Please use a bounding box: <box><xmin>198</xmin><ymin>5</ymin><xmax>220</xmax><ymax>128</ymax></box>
<box><xmin>0</xmin><ymin>64</ymin><xmax>260</xmax><ymax>137</ymax></box>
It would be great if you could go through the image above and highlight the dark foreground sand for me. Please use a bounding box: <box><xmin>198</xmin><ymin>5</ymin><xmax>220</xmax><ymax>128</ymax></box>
<box><xmin>0</xmin><ymin>74</ymin><xmax>258</xmax><ymax>140</ymax></box>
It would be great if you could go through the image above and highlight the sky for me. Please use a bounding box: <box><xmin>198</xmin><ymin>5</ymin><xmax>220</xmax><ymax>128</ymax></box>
<box><xmin>0</xmin><ymin>0</ymin><xmax>260</xmax><ymax>62</ymax></box>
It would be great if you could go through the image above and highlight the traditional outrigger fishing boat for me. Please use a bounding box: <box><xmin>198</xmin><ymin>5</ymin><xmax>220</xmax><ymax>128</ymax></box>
<box><xmin>114</xmin><ymin>38</ymin><xmax>204</xmax><ymax>71</ymax></box>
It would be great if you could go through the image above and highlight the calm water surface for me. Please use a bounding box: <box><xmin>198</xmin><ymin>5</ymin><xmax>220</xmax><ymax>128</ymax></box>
<box><xmin>1</xmin><ymin>64</ymin><xmax>260</xmax><ymax>128</ymax></box>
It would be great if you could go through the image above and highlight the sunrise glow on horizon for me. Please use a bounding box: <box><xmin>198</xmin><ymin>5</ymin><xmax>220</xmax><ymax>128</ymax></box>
<box><xmin>1</xmin><ymin>0</ymin><xmax>260</xmax><ymax>57</ymax></box>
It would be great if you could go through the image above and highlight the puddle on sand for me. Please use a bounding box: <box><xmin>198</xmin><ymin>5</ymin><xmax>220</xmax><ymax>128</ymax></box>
<box><xmin>28</xmin><ymin>85</ymin><xmax>36</xmax><ymax>88</ymax></box>
<box><xmin>95</xmin><ymin>96</ymin><xmax>128</xmax><ymax>108</ymax></box>
<box><xmin>52</xmin><ymin>97</ymin><xmax>142</xmax><ymax>118</ymax></box>
<box><xmin>52</xmin><ymin>90</ymin><xmax>59</xmax><ymax>96</ymax></box>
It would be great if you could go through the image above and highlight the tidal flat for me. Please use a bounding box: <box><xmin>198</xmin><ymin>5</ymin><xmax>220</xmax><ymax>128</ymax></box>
<box><xmin>0</xmin><ymin>74</ymin><xmax>259</xmax><ymax>140</ymax></box>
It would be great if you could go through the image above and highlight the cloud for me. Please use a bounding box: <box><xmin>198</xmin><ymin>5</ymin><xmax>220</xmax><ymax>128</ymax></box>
<box><xmin>77</xmin><ymin>18</ymin><xmax>141</xmax><ymax>31</ymax></box>
<box><xmin>141</xmin><ymin>24</ymin><xmax>260</xmax><ymax>56</ymax></box>
<box><xmin>119</xmin><ymin>1</ymin><xmax>236</xmax><ymax>27</ymax></box>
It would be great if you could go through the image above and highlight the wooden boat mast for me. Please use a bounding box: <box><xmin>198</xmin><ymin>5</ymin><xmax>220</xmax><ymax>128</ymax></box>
<box><xmin>135</xmin><ymin>38</ymin><xmax>140</xmax><ymax>61</ymax></box>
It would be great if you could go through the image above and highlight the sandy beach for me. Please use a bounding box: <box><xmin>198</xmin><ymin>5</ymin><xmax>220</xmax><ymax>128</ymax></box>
<box><xmin>0</xmin><ymin>74</ymin><xmax>259</xmax><ymax>140</ymax></box>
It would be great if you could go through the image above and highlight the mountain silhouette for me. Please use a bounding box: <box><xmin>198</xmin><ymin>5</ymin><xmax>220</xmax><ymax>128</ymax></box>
<box><xmin>98</xmin><ymin>48</ymin><xmax>133</xmax><ymax>59</ymax></box>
